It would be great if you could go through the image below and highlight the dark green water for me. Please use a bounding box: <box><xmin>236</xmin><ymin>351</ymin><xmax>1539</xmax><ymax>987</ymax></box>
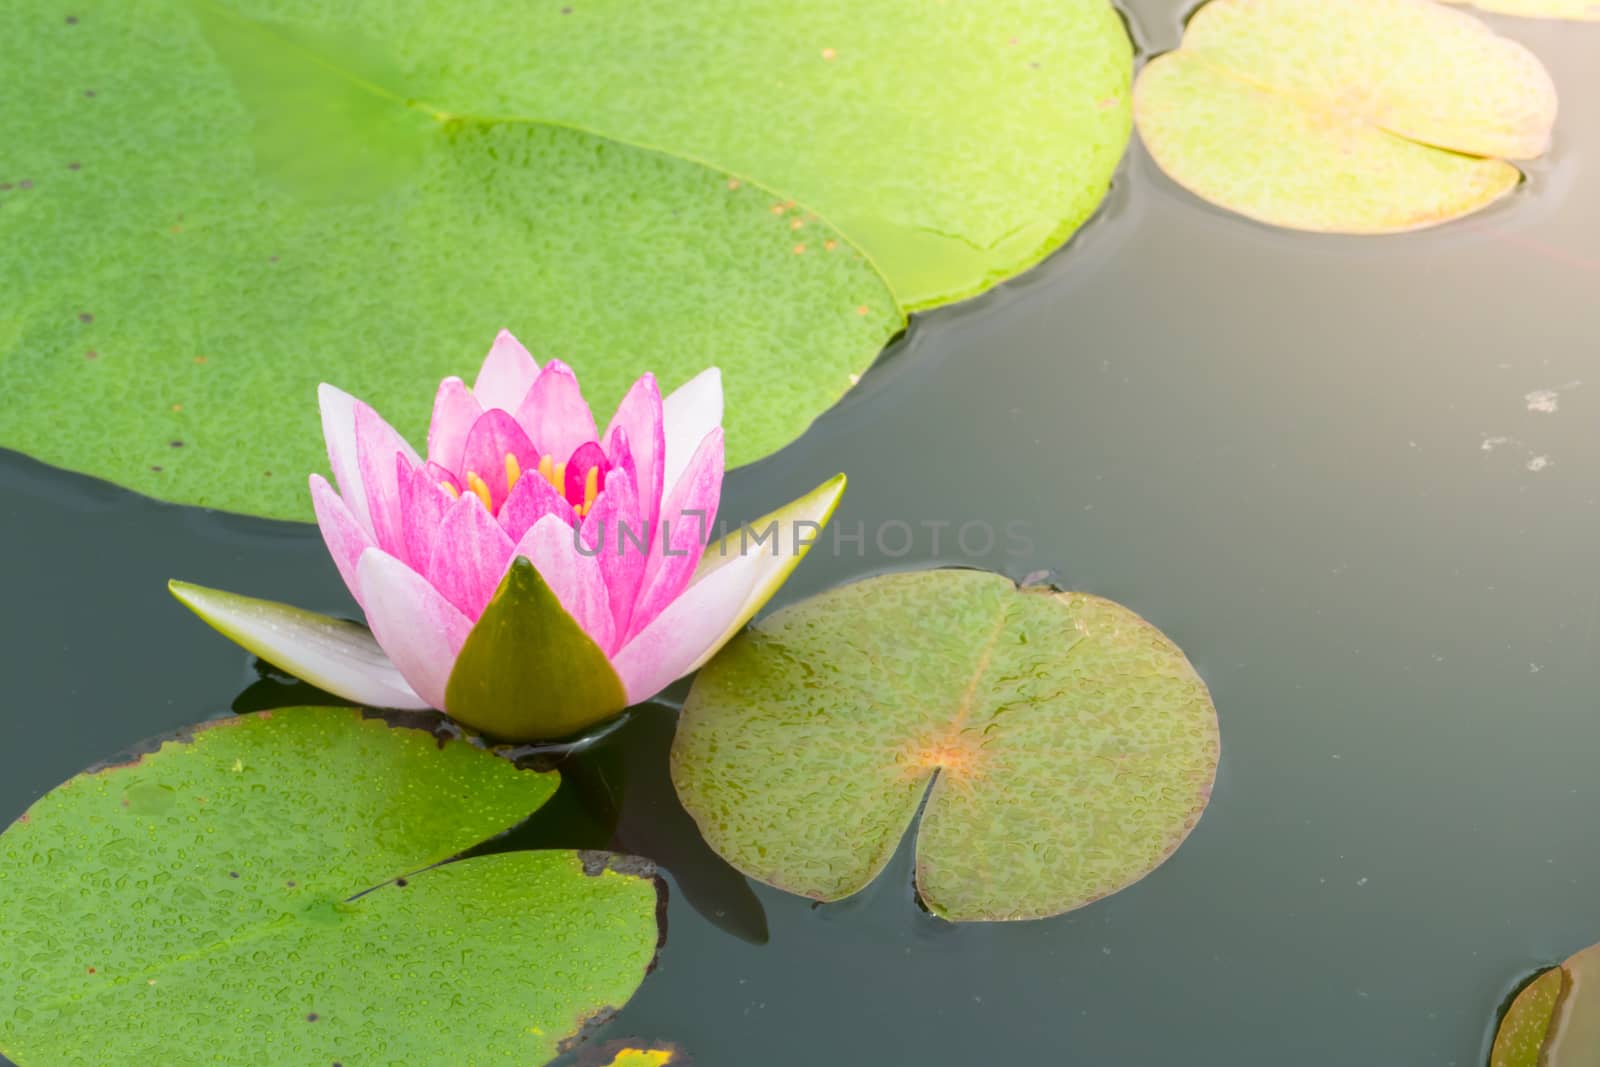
<box><xmin>5</xmin><ymin>4</ymin><xmax>1600</xmax><ymax>1063</ymax></box>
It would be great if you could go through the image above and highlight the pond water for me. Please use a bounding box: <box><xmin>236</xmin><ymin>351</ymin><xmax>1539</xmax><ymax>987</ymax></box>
<box><xmin>4</xmin><ymin>3</ymin><xmax>1600</xmax><ymax>1064</ymax></box>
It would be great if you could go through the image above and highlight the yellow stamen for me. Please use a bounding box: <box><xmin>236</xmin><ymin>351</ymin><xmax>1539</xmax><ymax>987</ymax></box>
<box><xmin>466</xmin><ymin>471</ymin><xmax>493</xmax><ymax>511</ymax></box>
<box><xmin>505</xmin><ymin>451</ymin><xmax>521</xmax><ymax>494</ymax></box>
<box><xmin>580</xmin><ymin>465</ymin><xmax>600</xmax><ymax>515</ymax></box>
<box><xmin>439</xmin><ymin>481</ymin><xmax>460</xmax><ymax>499</ymax></box>
<box><xmin>537</xmin><ymin>454</ymin><xmax>560</xmax><ymax>491</ymax></box>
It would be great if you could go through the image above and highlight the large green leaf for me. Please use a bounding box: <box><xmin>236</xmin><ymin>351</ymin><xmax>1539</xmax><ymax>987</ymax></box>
<box><xmin>1492</xmin><ymin>943</ymin><xmax>1600</xmax><ymax>1066</ymax></box>
<box><xmin>1133</xmin><ymin>0</ymin><xmax>1557</xmax><ymax>233</ymax></box>
<box><xmin>297</xmin><ymin>0</ymin><xmax>1135</xmax><ymax>310</ymax></box>
<box><xmin>0</xmin><ymin>0</ymin><xmax>1132</xmax><ymax>521</ymax></box>
<box><xmin>0</xmin><ymin>707</ymin><xmax>663</xmax><ymax>1066</ymax></box>
<box><xmin>671</xmin><ymin>570</ymin><xmax>1220</xmax><ymax>922</ymax></box>
<box><xmin>0</xmin><ymin>1</ymin><xmax>900</xmax><ymax>519</ymax></box>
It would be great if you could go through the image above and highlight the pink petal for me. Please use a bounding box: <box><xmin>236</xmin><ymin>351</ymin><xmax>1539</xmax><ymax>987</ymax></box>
<box><xmin>397</xmin><ymin>457</ymin><xmax>458</xmax><ymax>571</ymax></box>
<box><xmin>515</xmin><ymin>358</ymin><xmax>598</xmax><ymax>462</ymax></box>
<box><xmin>579</xmin><ymin>463</ymin><xmax>646</xmax><ymax>639</ymax></box>
<box><xmin>352</xmin><ymin>401</ymin><xmax>421</xmax><ymax>557</ymax></box>
<box><xmin>509</xmin><ymin>514</ymin><xmax>616</xmax><ymax>655</ymax></box>
<box><xmin>424</xmin><ymin>493</ymin><xmax>516</xmax><ymax>620</ymax></box>
<box><xmin>602</xmin><ymin>374</ymin><xmax>665</xmax><ymax>539</ymax></box>
<box><xmin>498</xmin><ymin>463</ymin><xmax>577</xmax><ymax>542</ymax></box>
<box><xmin>458</xmin><ymin>408</ymin><xmax>542</xmax><ymax>513</ymax></box>
<box><xmin>356</xmin><ymin>548</ymin><xmax>474</xmax><ymax>711</ymax></box>
<box><xmin>473</xmin><ymin>330</ymin><xmax>541</xmax><ymax>413</ymax></box>
<box><xmin>610</xmin><ymin>546</ymin><xmax>762</xmax><ymax>703</ymax></box>
<box><xmin>627</xmin><ymin>427</ymin><xmax>724</xmax><ymax>641</ymax></box>
<box><xmin>660</xmin><ymin>368</ymin><xmax>722</xmax><ymax>500</ymax></box>
<box><xmin>309</xmin><ymin>474</ymin><xmax>374</xmax><ymax>607</ymax></box>
<box><xmin>563</xmin><ymin>440</ymin><xmax>610</xmax><ymax>509</ymax></box>
<box><xmin>426</xmin><ymin>377</ymin><xmax>482</xmax><ymax>474</ymax></box>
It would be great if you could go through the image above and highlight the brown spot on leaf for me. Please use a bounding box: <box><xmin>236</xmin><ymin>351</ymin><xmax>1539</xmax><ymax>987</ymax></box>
<box><xmin>78</xmin><ymin>312</ymin><xmax>92</xmax><ymax>323</ymax></box>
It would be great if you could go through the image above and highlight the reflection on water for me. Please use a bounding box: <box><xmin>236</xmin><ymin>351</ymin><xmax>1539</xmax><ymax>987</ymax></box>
<box><xmin>3</xmin><ymin>4</ymin><xmax>1600</xmax><ymax>1065</ymax></box>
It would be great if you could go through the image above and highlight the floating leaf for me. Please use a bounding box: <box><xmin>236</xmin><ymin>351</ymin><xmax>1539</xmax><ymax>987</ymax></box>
<box><xmin>1492</xmin><ymin>943</ymin><xmax>1600</xmax><ymax>1066</ymax></box>
<box><xmin>374</xmin><ymin>0</ymin><xmax>1134</xmax><ymax>309</ymax></box>
<box><xmin>1445</xmin><ymin>0</ymin><xmax>1600</xmax><ymax>19</ymax></box>
<box><xmin>0</xmin><ymin>0</ymin><xmax>1134</xmax><ymax>521</ymax></box>
<box><xmin>0</xmin><ymin>1</ymin><xmax>899</xmax><ymax>520</ymax></box>
<box><xmin>577</xmin><ymin>1042</ymin><xmax>684</xmax><ymax>1067</ymax></box>
<box><xmin>1133</xmin><ymin>0</ymin><xmax>1558</xmax><ymax>233</ymax></box>
<box><xmin>0</xmin><ymin>707</ymin><xmax>663</xmax><ymax>1066</ymax></box>
<box><xmin>671</xmin><ymin>570</ymin><xmax>1219</xmax><ymax>921</ymax></box>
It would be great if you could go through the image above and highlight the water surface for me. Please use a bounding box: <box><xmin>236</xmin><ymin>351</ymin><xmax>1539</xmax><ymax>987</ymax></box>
<box><xmin>4</xmin><ymin>5</ymin><xmax>1600</xmax><ymax>1063</ymax></box>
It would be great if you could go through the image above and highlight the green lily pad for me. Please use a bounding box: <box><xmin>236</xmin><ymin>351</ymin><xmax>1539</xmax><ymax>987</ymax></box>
<box><xmin>0</xmin><ymin>0</ymin><xmax>1133</xmax><ymax>521</ymax></box>
<box><xmin>1492</xmin><ymin>943</ymin><xmax>1600</xmax><ymax>1066</ymax></box>
<box><xmin>0</xmin><ymin>1</ymin><xmax>899</xmax><ymax>520</ymax></box>
<box><xmin>0</xmin><ymin>707</ymin><xmax>663</xmax><ymax>1066</ymax></box>
<box><xmin>345</xmin><ymin>0</ymin><xmax>1134</xmax><ymax>310</ymax></box>
<box><xmin>1133</xmin><ymin>0</ymin><xmax>1558</xmax><ymax>233</ymax></box>
<box><xmin>671</xmin><ymin>570</ymin><xmax>1220</xmax><ymax>922</ymax></box>
<box><xmin>1445</xmin><ymin>0</ymin><xmax>1600</xmax><ymax>19</ymax></box>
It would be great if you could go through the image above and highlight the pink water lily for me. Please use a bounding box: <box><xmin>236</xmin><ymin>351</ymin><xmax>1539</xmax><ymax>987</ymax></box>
<box><xmin>172</xmin><ymin>331</ymin><xmax>844</xmax><ymax>740</ymax></box>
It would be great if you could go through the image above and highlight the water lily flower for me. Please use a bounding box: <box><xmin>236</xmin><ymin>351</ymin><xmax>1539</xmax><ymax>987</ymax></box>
<box><xmin>172</xmin><ymin>331</ymin><xmax>845</xmax><ymax>740</ymax></box>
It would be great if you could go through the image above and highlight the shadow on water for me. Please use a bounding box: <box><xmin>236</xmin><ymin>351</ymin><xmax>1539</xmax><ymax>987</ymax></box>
<box><xmin>472</xmin><ymin>704</ymin><xmax>772</xmax><ymax>947</ymax></box>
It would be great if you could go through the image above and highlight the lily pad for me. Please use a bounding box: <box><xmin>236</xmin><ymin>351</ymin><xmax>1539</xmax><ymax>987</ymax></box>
<box><xmin>0</xmin><ymin>707</ymin><xmax>663</xmax><ymax>1066</ymax></box>
<box><xmin>1492</xmin><ymin>943</ymin><xmax>1600</xmax><ymax>1066</ymax></box>
<box><xmin>0</xmin><ymin>1</ymin><xmax>899</xmax><ymax>520</ymax></box>
<box><xmin>0</xmin><ymin>0</ymin><xmax>1134</xmax><ymax>522</ymax></box>
<box><xmin>1445</xmin><ymin>0</ymin><xmax>1600</xmax><ymax>19</ymax></box>
<box><xmin>1133</xmin><ymin>0</ymin><xmax>1558</xmax><ymax>233</ymax></box>
<box><xmin>340</xmin><ymin>0</ymin><xmax>1135</xmax><ymax>309</ymax></box>
<box><xmin>671</xmin><ymin>570</ymin><xmax>1219</xmax><ymax>922</ymax></box>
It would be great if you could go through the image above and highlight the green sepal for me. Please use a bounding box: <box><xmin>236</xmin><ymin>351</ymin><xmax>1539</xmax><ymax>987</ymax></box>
<box><xmin>445</xmin><ymin>557</ymin><xmax>628</xmax><ymax>741</ymax></box>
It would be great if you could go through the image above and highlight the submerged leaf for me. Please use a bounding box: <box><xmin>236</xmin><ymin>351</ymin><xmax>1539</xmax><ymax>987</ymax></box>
<box><xmin>671</xmin><ymin>570</ymin><xmax>1220</xmax><ymax>922</ymax></box>
<box><xmin>1493</xmin><ymin>943</ymin><xmax>1600</xmax><ymax>1066</ymax></box>
<box><xmin>1133</xmin><ymin>0</ymin><xmax>1557</xmax><ymax>233</ymax></box>
<box><xmin>0</xmin><ymin>708</ymin><xmax>662</xmax><ymax>1066</ymax></box>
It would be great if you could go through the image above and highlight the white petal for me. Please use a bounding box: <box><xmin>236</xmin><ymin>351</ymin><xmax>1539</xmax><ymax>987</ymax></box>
<box><xmin>610</xmin><ymin>548</ymin><xmax>763</xmax><ymax>704</ymax></box>
<box><xmin>612</xmin><ymin>473</ymin><xmax>846</xmax><ymax>700</ymax></box>
<box><xmin>169</xmin><ymin>580</ymin><xmax>427</xmax><ymax>709</ymax></box>
<box><xmin>690</xmin><ymin>473</ymin><xmax>846</xmax><ymax>658</ymax></box>
<box><xmin>660</xmin><ymin>367</ymin><xmax>722</xmax><ymax>499</ymax></box>
<box><xmin>318</xmin><ymin>383</ymin><xmax>373</xmax><ymax>537</ymax></box>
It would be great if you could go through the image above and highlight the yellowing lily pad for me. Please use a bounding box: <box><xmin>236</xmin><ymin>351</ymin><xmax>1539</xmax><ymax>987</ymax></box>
<box><xmin>0</xmin><ymin>707</ymin><xmax>663</xmax><ymax>1067</ymax></box>
<box><xmin>0</xmin><ymin>0</ymin><xmax>1132</xmax><ymax>520</ymax></box>
<box><xmin>577</xmin><ymin>1042</ymin><xmax>684</xmax><ymax>1067</ymax></box>
<box><xmin>671</xmin><ymin>571</ymin><xmax>1220</xmax><ymax>922</ymax></box>
<box><xmin>1445</xmin><ymin>0</ymin><xmax>1600</xmax><ymax>20</ymax></box>
<box><xmin>1133</xmin><ymin>0</ymin><xmax>1558</xmax><ymax>233</ymax></box>
<box><xmin>1492</xmin><ymin>943</ymin><xmax>1600</xmax><ymax>1066</ymax></box>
